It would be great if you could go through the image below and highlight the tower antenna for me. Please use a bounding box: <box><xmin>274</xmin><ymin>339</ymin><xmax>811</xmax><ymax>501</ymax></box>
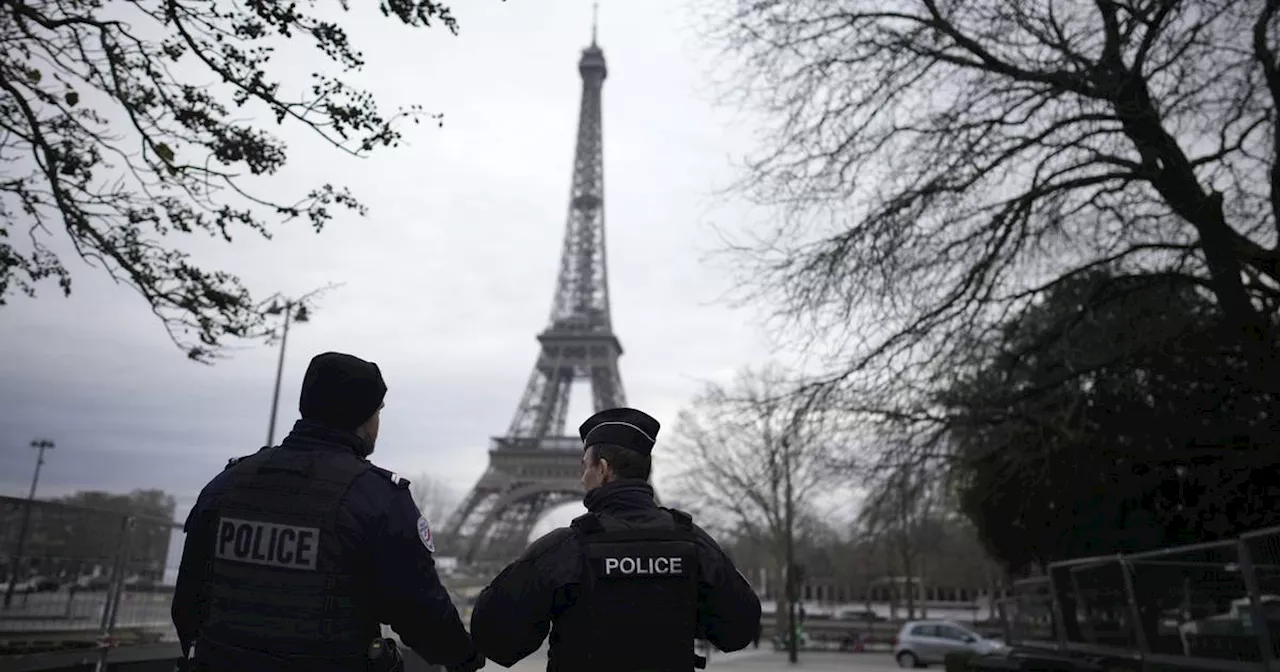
<box><xmin>591</xmin><ymin>0</ymin><xmax>599</xmax><ymax>45</ymax></box>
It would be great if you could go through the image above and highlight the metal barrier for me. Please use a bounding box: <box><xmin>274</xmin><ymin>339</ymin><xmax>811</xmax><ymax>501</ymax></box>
<box><xmin>999</xmin><ymin>577</ymin><xmax>1058</xmax><ymax>648</ymax></box>
<box><xmin>1000</xmin><ymin>526</ymin><xmax>1280</xmax><ymax>671</ymax></box>
<box><xmin>0</xmin><ymin>495</ymin><xmax>181</xmax><ymax>668</ymax></box>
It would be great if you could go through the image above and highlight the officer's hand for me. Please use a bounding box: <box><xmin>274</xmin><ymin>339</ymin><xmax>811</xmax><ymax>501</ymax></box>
<box><xmin>446</xmin><ymin>652</ymin><xmax>485</xmax><ymax>672</ymax></box>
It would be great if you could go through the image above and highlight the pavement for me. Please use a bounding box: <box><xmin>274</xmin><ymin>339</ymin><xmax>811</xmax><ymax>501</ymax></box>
<box><xmin>500</xmin><ymin>647</ymin><xmax>901</xmax><ymax>672</ymax></box>
<box><xmin>3</xmin><ymin>594</ymin><xmax>906</xmax><ymax>671</ymax></box>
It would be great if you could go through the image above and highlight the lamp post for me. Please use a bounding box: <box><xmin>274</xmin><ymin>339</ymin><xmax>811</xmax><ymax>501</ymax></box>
<box><xmin>784</xmin><ymin>435</ymin><xmax>798</xmax><ymax>664</ymax></box>
<box><xmin>264</xmin><ymin>299</ymin><xmax>310</xmax><ymax>447</ymax></box>
<box><xmin>4</xmin><ymin>438</ymin><xmax>55</xmax><ymax>609</ymax></box>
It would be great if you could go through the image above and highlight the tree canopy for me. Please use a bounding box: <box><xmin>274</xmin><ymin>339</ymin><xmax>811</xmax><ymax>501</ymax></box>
<box><xmin>1</xmin><ymin>0</ymin><xmax>463</xmax><ymax>361</ymax></box>
<box><xmin>942</xmin><ymin>270</ymin><xmax>1279</xmax><ymax>571</ymax></box>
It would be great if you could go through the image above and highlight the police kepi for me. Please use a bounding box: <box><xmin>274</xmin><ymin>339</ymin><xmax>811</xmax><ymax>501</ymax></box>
<box><xmin>171</xmin><ymin>352</ymin><xmax>485</xmax><ymax>672</ymax></box>
<box><xmin>469</xmin><ymin>407</ymin><xmax>762</xmax><ymax>672</ymax></box>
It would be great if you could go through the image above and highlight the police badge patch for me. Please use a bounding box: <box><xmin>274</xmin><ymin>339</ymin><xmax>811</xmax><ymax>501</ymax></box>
<box><xmin>417</xmin><ymin>516</ymin><xmax>435</xmax><ymax>553</ymax></box>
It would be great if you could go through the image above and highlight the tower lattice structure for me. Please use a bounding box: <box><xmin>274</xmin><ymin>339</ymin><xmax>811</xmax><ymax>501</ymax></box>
<box><xmin>442</xmin><ymin>29</ymin><xmax>625</xmax><ymax>568</ymax></box>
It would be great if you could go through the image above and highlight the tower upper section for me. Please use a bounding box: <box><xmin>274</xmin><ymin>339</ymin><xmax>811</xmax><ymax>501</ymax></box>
<box><xmin>546</xmin><ymin>24</ymin><xmax>612</xmax><ymax>333</ymax></box>
<box><xmin>578</xmin><ymin>42</ymin><xmax>607</xmax><ymax>82</ymax></box>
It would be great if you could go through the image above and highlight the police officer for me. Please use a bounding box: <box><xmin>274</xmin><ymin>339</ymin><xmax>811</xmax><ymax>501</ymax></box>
<box><xmin>469</xmin><ymin>408</ymin><xmax>762</xmax><ymax>671</ymax></box>
<box><xmin>171</xmin><ymin>352</ymin><xmax>486</xmax><ymax>672</ymax></box>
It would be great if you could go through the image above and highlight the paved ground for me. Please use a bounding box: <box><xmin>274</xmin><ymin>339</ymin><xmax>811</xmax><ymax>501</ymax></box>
<box><xmin>501</xmin><ymin>647</ymin><xmax>901</xmax><ymax>672</ymax></box>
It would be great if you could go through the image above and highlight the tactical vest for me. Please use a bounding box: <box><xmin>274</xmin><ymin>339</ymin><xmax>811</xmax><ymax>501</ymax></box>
<box><xmin>552</xmin><ymin>509</ymin><xmax>702</xmax><ymax>672</ymax></box>
<box><xmin>194</xmin><ymin>446</ymin><xmax>375</xmax><ymax>668</ymax></box>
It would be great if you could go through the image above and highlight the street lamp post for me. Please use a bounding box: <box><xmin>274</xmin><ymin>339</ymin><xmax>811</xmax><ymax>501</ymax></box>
<box><xmin>264</xmin><ymin>300</ymin><xmax>310</xmax><ymax>447</ymax></box>
<box><xmin>4</xmin><ymin>438</ymin><xmax>55</xmax><ymax>609</ymax></box>
<box><xmin>784</xmin><ymin>435</ymin><xmax>798</xmax><ymax>664</ymax></box>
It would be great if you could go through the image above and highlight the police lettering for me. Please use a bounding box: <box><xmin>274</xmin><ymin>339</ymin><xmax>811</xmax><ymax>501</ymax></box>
<box><xmin>603</xmin><ymin>556</ymin><xmax>684</xmax><ymax>576</ymax></box>
<box><xmin>214</xmin><ymin>517</ymin><xmax>319</xmax><ymax>570</ymax></box>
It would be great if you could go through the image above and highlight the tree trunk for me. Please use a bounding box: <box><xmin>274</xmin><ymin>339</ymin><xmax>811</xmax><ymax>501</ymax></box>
<box><xmin>901</xmin><ymin>539</ymin><xmax>916</xmax><ymax>619</ymax></box>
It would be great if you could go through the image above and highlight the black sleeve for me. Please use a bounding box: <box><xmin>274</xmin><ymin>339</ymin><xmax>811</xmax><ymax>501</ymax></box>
<box><xmin>371</xmin><ymin>485</ymin><xmax>476</xmax><ymax>667</ymax></box>
<box><xmin>693</xmin><ymin>527</ymin><xmax>763</xmax><ymax>653</ymax></box>
<box><xmin>171</xmin><ymin>495</ymin><xmax>212</xmax><ymax>656</ymax></box>
<box><xmin>470</xmin><ymin>529</ymin><xmax>577</xmax><ymax>667</ymax></box>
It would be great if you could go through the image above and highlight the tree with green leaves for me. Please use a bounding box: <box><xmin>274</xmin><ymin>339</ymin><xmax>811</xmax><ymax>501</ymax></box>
<box><xmin>942</xmin><ymin>270</ymin><xmax>1279</xmax><ymax>572</ymax></box>
<box><xmin>1</xmin><ymin>0</ymin><xmax>464</xmax><ymax>361</ymax></box>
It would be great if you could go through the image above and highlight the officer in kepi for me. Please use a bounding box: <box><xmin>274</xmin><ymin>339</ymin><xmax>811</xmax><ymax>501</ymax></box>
<box><xmin>171</xmin><ymin>352</ymin><xmax>486</xmax><ymax>672</ymax></box>
<box><xmin>469</xmin><ymin>407</ymin><xmax>762</xmax><ymax>671</ymax></box>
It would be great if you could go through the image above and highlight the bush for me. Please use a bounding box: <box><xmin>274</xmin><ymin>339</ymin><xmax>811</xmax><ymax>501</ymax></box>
<box><xmin>946</xmin><ymin>651</ymin><xmax>980</xmax><ymax>672</ymax></box>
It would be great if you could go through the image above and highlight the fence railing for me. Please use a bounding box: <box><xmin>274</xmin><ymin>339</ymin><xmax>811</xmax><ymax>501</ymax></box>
<box><xmin>0</xmin><ymin>494</ymin><xmax>181</xmax><ymax>667</ymax></box>
<box><xmin>999</xmin><ymin>526</ymin><xmax>1280</xmax><ymax>671</ymax></box>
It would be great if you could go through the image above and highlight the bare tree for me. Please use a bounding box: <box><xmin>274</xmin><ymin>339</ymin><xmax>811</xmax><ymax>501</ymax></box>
<box><xmin>859</xmin><ymin>462</ymin><xmax>944</xmax><ymax>620</ymax></box>
<box><xmin>702</xmin><ymin>0</ymin><xmax>1280</xmax><ymax>445</ymax></box>
<box><xmin>667</xmin><ymin>363</ymin><xmax>845</xmax><ymax>661</ymax></box>
<box><xmin>409</xmin><ymin>473</ymin><xmax>459</xmax><ymax>527</ymax></box>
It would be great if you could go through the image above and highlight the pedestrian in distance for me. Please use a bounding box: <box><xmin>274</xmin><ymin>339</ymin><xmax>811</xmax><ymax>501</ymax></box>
<box><xmin>469</xmin><ymin>407</ymin><xmax>762</xmax><ymax>671</ymax></box>
<box><xmin>171</xmin><ymin>351</ymin><xmax>485</xmax><ymax>672</ymax></box>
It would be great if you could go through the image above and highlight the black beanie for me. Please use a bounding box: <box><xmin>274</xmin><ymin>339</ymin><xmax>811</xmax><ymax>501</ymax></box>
<box><xmin>298</xmin><ymin>352</ymin><xmax>387</xmax><ymax>431</ymax></box>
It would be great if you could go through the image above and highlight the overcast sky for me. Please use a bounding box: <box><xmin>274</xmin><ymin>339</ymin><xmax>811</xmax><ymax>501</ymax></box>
<box><xmin>0</xmin><ymin>0</ymin><xmax>788</xmax><ymax>550</ymax></box>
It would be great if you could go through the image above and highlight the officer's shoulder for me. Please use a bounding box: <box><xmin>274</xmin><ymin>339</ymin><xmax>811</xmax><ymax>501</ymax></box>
<box><xmin>366</xmin><ymin>464</ymin><xmax>411</xmax><ymax>490</ymax></box>
<box><xmin>222</xmin><ymin>445</ymin><xmax>277</xmax><ymax>471</ymax></box>
<box><xmin>519</xmin><ymin>526</ymin><xmax>576</xmax><ymax>562</ymax></box>
<box><xmin>223</xmin><ymin>445</ymin><xmax>273</xmax><ymax>470</ymax></box>
<box><xmin>672</xmin><ymin>513</ymin><xmax>726</xmax><ymax>552</ymax></box>
<box><xmin>662</xmin><ymin>507</ymin><xmax>695</xmax><ymax>525</ymax></box>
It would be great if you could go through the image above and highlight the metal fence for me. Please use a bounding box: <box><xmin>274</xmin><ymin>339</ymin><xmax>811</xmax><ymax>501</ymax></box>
<box><xmin>0</xmin><ymin>494</ymin><xmax>182</xmax><ymax>665</ymax></box>
<box><xmin>1000</xmin><ymin>526</ymin><xmax>1280</xmax><ymax>671</ymax></box>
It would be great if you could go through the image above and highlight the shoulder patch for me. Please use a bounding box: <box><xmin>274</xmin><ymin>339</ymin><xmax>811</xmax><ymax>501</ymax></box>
<box><xmin>225</xmin><ymin>445</ymin><xmax>273</xmax><ymax>471</ymax></box>
<box><xmin>417</xmin><ymin>516</ymin><xmax>435</xmax><ymax>553</ymax></box>
<box><xmin>370</xmin><ymin>466</ymin><xmax>410</xmax><ymax>488</ymax></box>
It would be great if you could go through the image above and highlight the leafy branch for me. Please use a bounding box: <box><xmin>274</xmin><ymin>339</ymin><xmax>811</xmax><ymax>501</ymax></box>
<box><xmin>0</xmin><ymin>0</ymin><xmax>464</xmax><ymax>361</ymax></box>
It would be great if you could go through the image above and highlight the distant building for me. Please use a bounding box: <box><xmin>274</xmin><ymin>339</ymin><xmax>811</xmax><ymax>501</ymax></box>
<box><xmin>0</xmin><ymin>495</ymin><xmax>175</xmax><ymax>582</ymax></box>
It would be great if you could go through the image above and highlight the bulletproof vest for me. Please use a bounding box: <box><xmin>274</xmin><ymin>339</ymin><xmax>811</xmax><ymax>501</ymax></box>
<box><xmin>555</xmin><ymin>508</ymin><xmax>701</xmax><ymax>672</ymax></box>
<box><xmin>195</xmin><ymin>445</ymin><xmax>376</xmax><ymax>665</ymax></box>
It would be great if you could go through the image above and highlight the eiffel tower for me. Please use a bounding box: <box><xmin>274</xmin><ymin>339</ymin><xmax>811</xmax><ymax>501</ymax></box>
<box><xmin>443</xmin><ymin>16</ymin><xmax>625</xmax><ymax>569</ymax></box>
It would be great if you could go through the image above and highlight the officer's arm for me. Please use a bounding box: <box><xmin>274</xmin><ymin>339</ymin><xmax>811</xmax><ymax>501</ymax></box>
<box><xmin>470</xmin><ymin>529</ymin><xmax>575</xmax><ymax>667</ymax></box>
<box><xmin>371</xmin><ymin>484</ymin><xmax>477</xmax><ymax>667</ymax></box>
<box><xmin>171</xmin><ymin>495</ymin><xmax>212</xmax><ymax>656</ymax></box>
<box><xmin>694</xmin><ymin>528</ymin><xmax>763</xmax><ymax>653</ymax></box>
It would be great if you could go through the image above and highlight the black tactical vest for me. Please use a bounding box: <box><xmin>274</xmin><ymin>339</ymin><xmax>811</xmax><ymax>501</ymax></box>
<box><xmin>194</xmin><ymin>445</ymin><xmax>375</xmax><ymax>668</ymax></box>
<box><xmin>552</xmin><ymin>508</ymin><xmax>701</xmax><ymax>672</ymax></box>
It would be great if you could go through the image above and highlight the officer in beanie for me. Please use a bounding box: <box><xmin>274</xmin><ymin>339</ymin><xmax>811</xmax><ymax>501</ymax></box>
<box><xmin>470</xmin><ymin>407</ymin><xmax>761</xmax><ymax>671</ymax></box>
<box><xmin>172</xmin><ymin>352</ymin><xmax>485</xmax><ymax>672</ymax></box>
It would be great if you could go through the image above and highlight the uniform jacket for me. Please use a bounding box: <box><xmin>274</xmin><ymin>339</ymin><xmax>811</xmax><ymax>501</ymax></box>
<box><xmin>469</xmin><ymin>479</ymin><xmax>762</xmax><ymax>667</ymax></box>
<box><xmin>171</xmin><ymin>419</ymin><xmax>476</xmax><ymax>669</ymax></box>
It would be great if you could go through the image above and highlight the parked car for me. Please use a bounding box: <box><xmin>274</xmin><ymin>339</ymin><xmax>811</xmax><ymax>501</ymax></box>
<box><xmin>28</xmin><ymin>576</ymin><xmax>60</xmax><ymax>592</ymax></box>
<box><xmin>1</xmin><ymin>576</ymin><xmax>60</xmax><ymax>594</ymax></box>
<box><xmin>892</xmin><ymin>620</ymin><xmax>1008</xmax><ymax>668</ymax></box>
<box><xmin>75</xmin><ymin>575</ymin><xmax>112</xmax><ymax>591</ymax></box>
<box><xmin>835</xmin><ymin>608</ymin><xmax>884</xmax><ymax>621</ymax></box>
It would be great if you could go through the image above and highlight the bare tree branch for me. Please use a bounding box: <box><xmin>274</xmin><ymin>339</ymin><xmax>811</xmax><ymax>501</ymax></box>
<box><xmin>702</xmin><ymin>0</ymin><xmax>1280</xmax><ymax>464</ymax></box>
<box><xmin>666</xmin><ymin>363</ymin><xmax>850</xmax><ymax>575</ymax></box>
<box><xmin>0</xmin><ymin>0</ymin><xmax>459</xmax><ymax>361</ymax></box>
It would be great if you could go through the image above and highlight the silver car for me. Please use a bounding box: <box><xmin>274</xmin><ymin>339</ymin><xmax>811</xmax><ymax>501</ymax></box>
<box><xmin>892</xmin><ymin>620</ymin><xmax>1009</xmax><ymax>668</ymax></box>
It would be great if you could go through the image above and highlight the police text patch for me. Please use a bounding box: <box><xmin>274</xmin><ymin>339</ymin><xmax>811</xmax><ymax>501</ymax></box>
<box><xmin>215</xmin><ymin>517</ymin><xmax>319</xmax><ymax>570</ymax></box>
<box><xmin>598</xmin><ymin>556</ymin><xmax>687</xmax><ymax>577</ymax></box>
